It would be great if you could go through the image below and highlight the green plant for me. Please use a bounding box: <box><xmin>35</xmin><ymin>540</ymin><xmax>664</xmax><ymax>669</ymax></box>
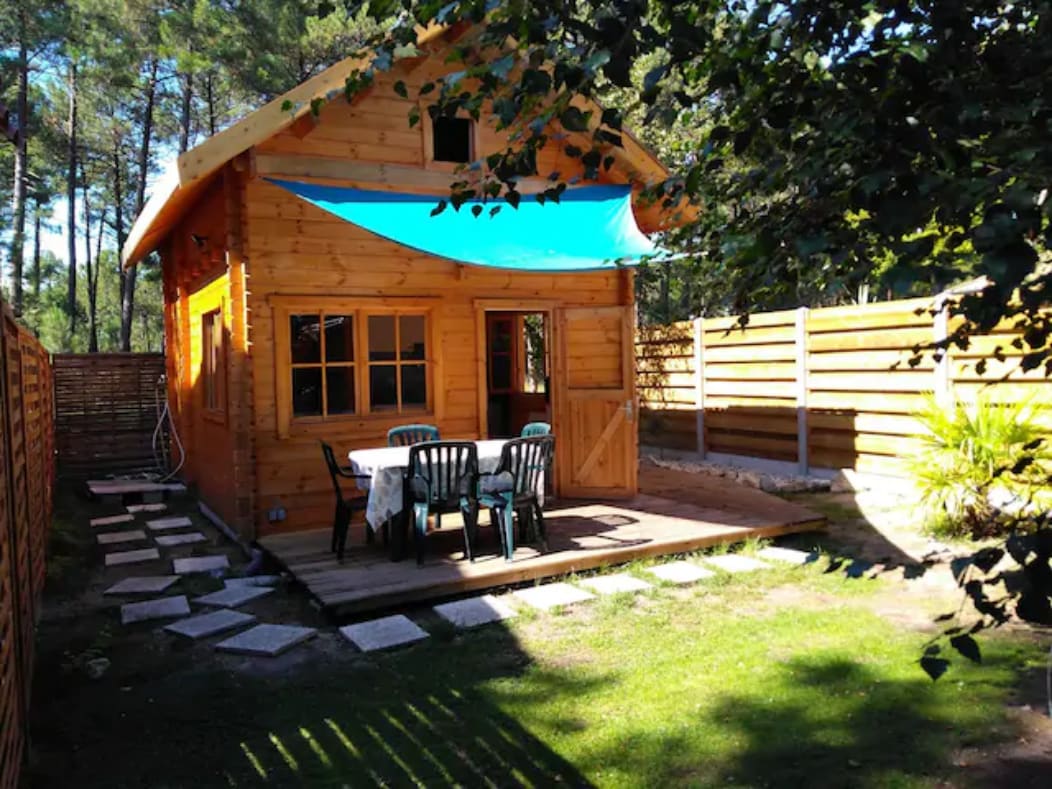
<box><xmin>910</xmin><ymin>392</ymin><xmax>1049</xmax><ymax>538</ymax></box>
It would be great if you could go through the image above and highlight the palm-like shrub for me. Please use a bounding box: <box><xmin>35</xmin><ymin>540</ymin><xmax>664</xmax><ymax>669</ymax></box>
<box><xmin>910</xmin><ymin>393</ymin><xmax>1050</xmax><ymax>538</ymax></box>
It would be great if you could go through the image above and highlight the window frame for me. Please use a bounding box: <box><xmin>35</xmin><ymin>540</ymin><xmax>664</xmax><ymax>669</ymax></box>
<box><xmin>289</xmin><ymin>311</ymin><xmax>358</xmax><ymax>420</ymax></box>
<box><xmin>421</xmin><ymin>104</ymin><xmax>479</xmax><ymax>171</ymax></box>
<box><xmin>201</xmin><ymin>306</ymin><xmax>226</xmax><ymax>420</ymax></box>
<box><xmin>272</xmin><ymin>296</ymin><xmax>439</xmax><ymax>438</ymax></box>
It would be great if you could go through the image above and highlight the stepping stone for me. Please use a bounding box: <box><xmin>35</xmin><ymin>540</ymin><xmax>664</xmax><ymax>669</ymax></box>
<box><xmin>97</xmin><ymin>530</ymin><xmax>147</xmax><ymax>546</ymax></box>
<box><xmin>225</xmin><ymin>575</ymin><xmax>282</xmax><ymax>588</ymax></box>
<box><xmin>513</xmin><ymin>582</ymin><xmax>595</xmax><ymax>611</ymax></box>
<box><xmin>90</xmin><ymin>513</ymin><xmax>135</xmax><ymax>528</ymax></box>
<box><xmin>759</xmin><ymin>546</ymin><xmax>815</xmax><ymax>565</ymax></box>
<box><xmin>120</xmin><ymin>595</ymin><xmax>191</xmax><ymax>625</ymax></box>
<box><xmin>147</xmin><ymin>516</ymin><xmax>194</xmax><ymax>531</ymax></box>
<box><xmin>340</xmin><ymin>615</ymin><xmax>429</xmax><ymax>652</ymax></box>
<box><xmin>433</xmin><ymin>595</ymin><xmax>516</xmax><ymax>629</ymax></box>
<box><xmin>164</xmin><ymin>609</ymin><xmax>257</xmax><ymax>640</ymax></box>
<box><xmin>127</xmin><ymin>503</ymin><xmax>167</xmax><ymax>513</ymax></box>
<box><xmin>215</xmin><ymin>624</ymin><xmax>317</xmax><ymax>657</ymax></box>
<box><xmin>105</xmin><ymin>548</ymin><xmax>161</xmax><ymax>567</ymax></box>
<box><xmin>703</xmin><ymin>554</ymin><xmax>770</xmax><ymax>574</ymax></box>
<box><xmin>156</xmin><ymin>532</ymin><xmax>208</xmax><ymax>547</ymax></box>
<box><xmin>173</xmin><ymin>555</ymin><xmax>229</xmax><ymax>575</ymax></box>
<box><xmin>578</xmin><ymin>573</ymin><xmax>653</xmax><ymax>596</ymax></box>
<box><xmin>103</xmin><ymin>576</ymin><xmax>180</xmax><ymax>595</ymax></box>
<box><xmin>193</xmin><ymin>586</ymin><xmax>273</xmax><ymax>608</ymax></box>
<box><xmin>646</xmin><ymin>561</ymin><xmax>714</xmax><ymax>585</ymax></box>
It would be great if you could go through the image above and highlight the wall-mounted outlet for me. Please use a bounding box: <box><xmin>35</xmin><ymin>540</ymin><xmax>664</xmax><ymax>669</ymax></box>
<box><xmin>267</xmin><ymin>502</ymin><xmax>287</xmax><ymax>522</ymax></box>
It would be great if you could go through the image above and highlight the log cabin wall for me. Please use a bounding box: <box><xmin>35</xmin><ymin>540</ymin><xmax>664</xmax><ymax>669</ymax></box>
<box><xmin>162</xmin><ymin>174</ymin><xmax>248</xmax><ymax>533</ymax></box>
<box><xmin>241</xmin><ymin>67</ymin><xmax>629</xmax><ymax>536</ymax></box>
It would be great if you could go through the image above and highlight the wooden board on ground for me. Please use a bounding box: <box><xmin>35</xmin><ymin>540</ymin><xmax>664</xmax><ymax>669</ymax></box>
<box><xmin>259</xmin><ymin>464</ymin><xmax>824</xmax><ymax>616</ymax></box>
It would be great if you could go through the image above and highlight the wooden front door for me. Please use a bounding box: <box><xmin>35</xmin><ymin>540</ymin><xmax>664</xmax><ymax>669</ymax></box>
<box><xmin>554</xmin><ymin>305</ymin><xmax>638</xmax><ymax>498</ymax></box>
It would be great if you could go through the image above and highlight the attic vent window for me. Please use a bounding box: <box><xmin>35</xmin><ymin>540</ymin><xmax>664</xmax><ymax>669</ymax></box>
<box><xmin>432</xmin><ymin>116</ymin><xmax>474</xmax><ymax>163</ymax></box>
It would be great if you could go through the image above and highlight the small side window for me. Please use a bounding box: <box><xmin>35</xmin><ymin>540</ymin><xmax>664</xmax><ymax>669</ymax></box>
<box><xmin>432</xmin><ymin>116</ymin><xmax>474</xmax><ymax>163</ymax></box>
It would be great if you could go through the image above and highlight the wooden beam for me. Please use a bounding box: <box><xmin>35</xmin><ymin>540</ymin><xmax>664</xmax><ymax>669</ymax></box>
<box><xmin>254</xmin><ymin>153</ymin><xmax>552</xmax><ymax>194</ymax></box>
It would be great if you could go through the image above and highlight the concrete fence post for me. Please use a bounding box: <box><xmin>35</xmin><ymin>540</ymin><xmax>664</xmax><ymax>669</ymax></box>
<box><xmin>693</xmin><ymin>317</ymin><xmax>706</xmax><ymax>458</ymax></box>
<box><xmin>795</xmin><ymin>307</ymin><xmax>810</xmax><ymax>475</ymax></box>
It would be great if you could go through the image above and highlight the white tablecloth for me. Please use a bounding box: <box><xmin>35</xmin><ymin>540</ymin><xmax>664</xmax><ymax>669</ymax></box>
<box><xmin>349</xmin><ymin>439</ymin><xmax>509</xmax><ymax>530</ymax></box>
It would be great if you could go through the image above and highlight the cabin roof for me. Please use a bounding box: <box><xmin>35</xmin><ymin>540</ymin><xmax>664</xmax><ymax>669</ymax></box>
<box><xmin>121</xmin><ymin>25</ymin><xmax>679</xmax><ymax>268</ymax></box>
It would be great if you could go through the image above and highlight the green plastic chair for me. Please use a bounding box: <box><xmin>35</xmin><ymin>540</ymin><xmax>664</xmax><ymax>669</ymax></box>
<box><xmin>404</xmin><ymin>441</ymin><xmax>480</xmax><ymax>565</ymax></box>
<box><xmin>520</xmin><ymin>421</ymin><xmax>551</xmax><ymax>437</ymax></box>
<box><xmin>479</xmin><ymin>435</ymin><xmax>555</xmax><ymax>561</ymax></box>
<box><xmin>387</xmin><ymin>424</ymin><xmax>440</xmax><ymax>447</ymax></box>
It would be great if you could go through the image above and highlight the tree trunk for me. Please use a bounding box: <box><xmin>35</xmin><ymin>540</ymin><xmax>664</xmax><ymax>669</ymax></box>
<box><xmin>205</xmin><ymin>72</ymin><xmax>216</xmax><ymax>135</ymax></box>
<box><xmin>120</xmin><ymin>58</ymin><xmax>158</xmax><ymax>352</ymax></box>
<box><xmin>8</xmin><ymin>13</ymin><xmax>28</xmax><ymax>315</ymax></box>
<box><xmin>82</xmin><ymin>163</ymin><xmax>98</xmax><ymax>352</ymax></box>
<box><xmin>31</xmin><ymin>203</ymin><xmax>41</xmax><ymax>299</ymax></box>
<box><xmin>66</xmin><ymin>62</ymin><xmax>78</xmax><ymax>335</ymax></box>
<box><xmin>178</xmin><ymin>71</ymin><xmax>193</xmax><ymax>152</ymax></box>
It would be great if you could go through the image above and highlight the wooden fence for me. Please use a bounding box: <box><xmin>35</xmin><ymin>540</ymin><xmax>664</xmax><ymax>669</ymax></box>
<box><xmin>0</xmin><ymin>300</ymin><xmax>54</xmax><ymax>789</ymax></box>
<box><xmin>53</xmin><ymin>353</ymin><xmax>166</xmax><ymax>479</ymax></box>
<box><xmin>638</xmin><ymin>297</ymin><xmax>1052</xmax><ymax>476</ymax></box>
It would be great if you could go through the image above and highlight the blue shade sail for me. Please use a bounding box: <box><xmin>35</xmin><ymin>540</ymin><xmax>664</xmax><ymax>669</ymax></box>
<box><xmin>265</xmin><ymin>178</ymin><xmax>667</xmax><ymax>271</ymax></box>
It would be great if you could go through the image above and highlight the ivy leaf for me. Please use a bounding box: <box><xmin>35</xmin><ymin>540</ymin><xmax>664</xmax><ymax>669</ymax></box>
<box><xmin>430</xmin><ymin>200</ymin><xmax>447</xmax><ymax>218</ymax></box>
<box><xmin>920</xmin><ymin>656</ymin><xmax>950</xmax><ymax>681</ymax></box>
<box><xmin>471</xmin><ymin>204</ymin><xmax>483</xmax><ymax>218</ymax></box>
<box><xmin>393</xmin><ymin>80</ymin><xmax>407</xmax><ymax>99</ymax></box>
<box><xmin>408</xmin><ymin>107</ymin><xmax>420</xmax><ymax>128</ymax></box>
<box><xmin>949</xmin><ymin>634</ymin><xmax>982</xmax><ymax>664</ymax></box>
<box><xmin>505</xmin><ymin>190</ymin><xmax>521</xmax><ymax>209</ymax></box>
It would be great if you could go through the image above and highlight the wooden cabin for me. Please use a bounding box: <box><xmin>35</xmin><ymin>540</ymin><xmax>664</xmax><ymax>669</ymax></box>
<box><xmin>122</xmin><ymin>26</ymin><xmax>685</xmax><ymax>541</ymax></box>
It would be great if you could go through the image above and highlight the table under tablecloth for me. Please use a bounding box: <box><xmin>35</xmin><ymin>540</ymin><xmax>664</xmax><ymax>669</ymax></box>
<box><xmin>349</xmin><ymin>439</ymin><xmax>509</xmax><ymax>530</ymax></box>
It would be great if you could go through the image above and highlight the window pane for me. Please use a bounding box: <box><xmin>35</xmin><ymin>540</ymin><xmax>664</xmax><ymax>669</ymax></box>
<box><xmin>491</xmin><ymin>355</ymin><xmax>512</xmax><ymax>390</ymax></box>
<box><xmin>432</xmin><ymin>116</ymin><xmax>473</xmax><ymax>163</ymax></box>
<box><xmin>292</xmin><ymin>368</ymin><xmax>322</xmax><ymax>416</ymax></box>
<box><xmin>290</xmin><ymin>315</ymin><xmax>321</xmax><ymax>363</ymax></box>
<box><xmin>325</xmin><ymin>315</ymin><xmax>354</xmax><ymax>362</ymax></box>
<box><xmin>369</xmin><ymin>365</ymin><xmax>398</xmax><ymax>410</ymax></box>
<box><xmin>490</xmin><ymin>319</ymin><xmax>512</xmax><ymax>352</ymax></box>
<box><xmin>368</xmin><ymin>315</ymin><xmax>396</xmax><ymax>361</ymax></box>
<box><xmin>399</xmin><ymin>315</ymin><xmax>426</xmax><ymax>361</ymax></box>
<box><xmin>401</xmin><ymin>364</ymin><xmax>427</xmax><ymax>408</ymax></box>
<box><xmin>326</xmin><ymin>367</ymin><xmax>355</xmax><ymax>415</ymax></box>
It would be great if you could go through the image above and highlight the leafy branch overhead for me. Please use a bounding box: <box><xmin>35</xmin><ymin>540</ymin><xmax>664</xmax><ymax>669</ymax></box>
<box><xmin>355</xmin><ymin>1</ymin><xmax>1051</xmax><ymax>355</ymax></box>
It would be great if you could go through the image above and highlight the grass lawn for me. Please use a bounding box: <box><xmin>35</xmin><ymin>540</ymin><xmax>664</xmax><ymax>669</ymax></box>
<box><xmin>28</xmin><ymin>539</ymin><xmax>1045</xmax><ymax>789</ymax></box>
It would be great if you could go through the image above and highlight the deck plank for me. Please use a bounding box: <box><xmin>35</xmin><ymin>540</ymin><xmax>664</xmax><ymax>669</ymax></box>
<box><xmin>259</xmin><ymin>467</ymin><xmax>824</xmax><ymax>616</ymax></box>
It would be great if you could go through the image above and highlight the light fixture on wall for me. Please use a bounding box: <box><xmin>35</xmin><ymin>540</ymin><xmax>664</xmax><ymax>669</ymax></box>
<box><xmin>190</xmin><ymin>233</ymin><xmax>208</xmax><ymax>250</ymax></box>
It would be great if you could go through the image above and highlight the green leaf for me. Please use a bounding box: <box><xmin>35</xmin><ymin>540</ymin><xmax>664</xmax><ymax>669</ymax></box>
<box><xmin>430</xmin><ymin>200</ymin><xmax>447</xmax><ymax>218</ymax></box>
<box><xmin>949</xmin><ymin>634</ymin><xmax>981</xmax><ymax>664</ymax></box>
<box><xmin>393</xmin><ymin>80</ymin><xmax>407</xmax><ymax>99</ymax></box>
<box><xmin>920</xmin><ymin>656</ymin><xmax>950</xmax><ymax>681</ymax></box>
<box><xmin>558</xmin><ymin>107</ymin><xmax>590</xmax><ymax>132</ymax></box>
<box><xmin>505</xmin><ymin>190</ymin><xmax>521</xmax><ymax>209</ymax></box>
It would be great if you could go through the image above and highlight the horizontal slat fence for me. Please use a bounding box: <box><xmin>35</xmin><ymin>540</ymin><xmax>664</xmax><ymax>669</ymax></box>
<box><xmin>637</xmin><ymin>296</ymin><xmax>1052</xmax><ymax>476</ymax></box>
<box><xmin>0</xmin><ymin>299</ymin><xmax>54</xmax><ymax>789</ymax></box>
<box><xmin>53</xmin><ymin>353</ymin><xmax>166</xmax><ymax>479</ymax></box>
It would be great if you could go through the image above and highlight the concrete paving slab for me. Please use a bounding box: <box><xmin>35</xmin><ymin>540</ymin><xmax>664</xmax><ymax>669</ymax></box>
<box><xmin>193</xmin><ymin>586</ymin><xmax>273</xmax><ymax>608</ymax></box>
<box><xmin>577</xmin><ymin>573</ymin><xmax>653</xmax><ymax>595</ymax></box>
<box><xmin>215</xmin><ymin>624</ymin><xmax>317</xmax><ymax>657</ymax></box>
<box><xmin>103</xmin><ymin>576</ymin><xmax>180</xmax><ymax>595</ymax></box>
<box><xmin>90</xmin><ymin>513</ymin><xmax>135</xmax><ymax>528</ymax></box>
<box><xmin>758</xmin><ymin>546</ymin><xmax>816</xmax><ymax>565</ymax></box>
<box><xmin>156</xmin><ymin>532</ymin><xmax>208</xmax><ymax>547</ymax></box>
<box><xmin>513</xmin><ymin>582</ymin><xmax>595</xmax><ymax>611</ymax></box>
<box><xmin>127</xmin><ymin>503</ymin><xmax>167</xmax><ymax>513</ymax></box>
<box><xmin>120</xmin><ymin>595</ymin><xmax>191</xmax><ymax>625</ymax></box>
<box><xmin>433</xmin><ymin>595</ymin><xmax>517</xmax><ymax>629</ymax></box>
<box><xmin>225</xmin><ymin>575</ymin><xmax>282</xmax><ymax>588</ymax></box>
<box><xmin>172</xmin><ymin>555</ymin><xmax>229</xmax><ymax>575</ymax></box>
<box><xmin>340</xmin><ymin>615</ymin><xmax>429</xmax><ymax>651</ymax></box>
<box><xmin>96</xmin><ymin>530</ymin><xmax>147</xmax><ymax>545</ymax></box>
<box><xmin>703</xmin><ymin>554</ymin><xmax>770</xmax><ymax>573</ymax></box>
<box><xmin>646</xmin><ymin>560</ymin><xmax>714</xmax><ymax>585</ymax></box>
<box><xmin>104</xmin><ymin>548</ymin><xmax>161</xmax><ymax>567</ymax></box>
<box><xmin>146</xmin><ymin>516</ymin><xmax>194</xmax><ymax>531</ymax></box>
<box><xmin>164</xmin><ymin>609</ymin><xmax>257</xmax><ymax>640</ymax></box>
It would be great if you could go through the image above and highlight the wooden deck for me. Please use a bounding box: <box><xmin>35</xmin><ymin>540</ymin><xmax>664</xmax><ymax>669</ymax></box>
<box><xmin>258</xmin><ymin>464</ymin><xmax>825</xmax><ymax>617</ymax></box>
